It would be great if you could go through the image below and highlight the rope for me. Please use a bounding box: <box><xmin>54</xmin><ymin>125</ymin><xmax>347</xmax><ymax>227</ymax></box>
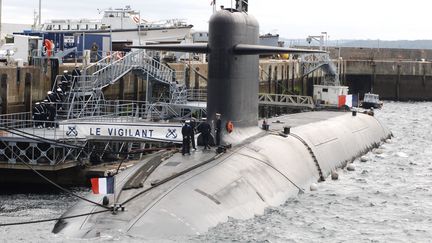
<box><xmin>0</xmin><ymin>209</ymin><xmax>110</xmax><ymax>227</ymax></box>
<box><xmin>0</xmin><ymin>141</ymin><xmax>110</xmax><ymax>210</ymax></box>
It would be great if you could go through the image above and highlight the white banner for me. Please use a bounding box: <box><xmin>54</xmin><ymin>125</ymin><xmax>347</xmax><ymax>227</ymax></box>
<box><xmin>59</xmin><ymin>122</ymin><xmax>183</xmax><ymax>143</ymax></box>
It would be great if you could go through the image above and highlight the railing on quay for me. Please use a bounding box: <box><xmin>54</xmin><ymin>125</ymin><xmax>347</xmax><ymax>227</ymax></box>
<box><xmin>187</xmin><ymin>89</ymin><xmax>207</xmax><ymax>102</ymax></box>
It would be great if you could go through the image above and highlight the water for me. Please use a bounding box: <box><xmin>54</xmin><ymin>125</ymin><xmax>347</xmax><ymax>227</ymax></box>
<box><xmin>1</xmin><ymin>102</ymin><xmax>432</xmax><ymax>242</ymax></box>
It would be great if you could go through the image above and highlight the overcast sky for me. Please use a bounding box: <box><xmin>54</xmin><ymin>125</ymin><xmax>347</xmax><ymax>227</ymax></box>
<box><xmin>2</xmin><ymin>0</ymin><xmax>431</xmax><ymax>40</ymax></box>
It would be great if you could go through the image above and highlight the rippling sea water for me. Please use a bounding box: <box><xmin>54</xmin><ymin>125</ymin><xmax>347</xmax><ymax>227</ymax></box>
<box><xmin>1</xmin><ymin>102</ymin><xmax>432</xmax><ymax>242</ymax></box>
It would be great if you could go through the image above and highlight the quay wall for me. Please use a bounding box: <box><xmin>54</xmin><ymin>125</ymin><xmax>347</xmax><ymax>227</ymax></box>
<box><xmin>345</xmin><ymin>60</ymin><xmax>432</xmax><ymax>100</ymax></box>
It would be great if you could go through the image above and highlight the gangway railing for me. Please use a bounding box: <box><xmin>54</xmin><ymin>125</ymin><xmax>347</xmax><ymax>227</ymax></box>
<box><xmin>187</xmin><ymin>89</ymin><xmax>207</xmax><ymax>102</ymax></box>
<box><xmin>258</xmin><ymin>93</ymin><xmax>315</xmax><ymax>109</ymax></box>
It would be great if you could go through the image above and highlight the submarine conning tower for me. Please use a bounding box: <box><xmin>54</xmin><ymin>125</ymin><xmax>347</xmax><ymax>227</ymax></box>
<box><xmin>207</xmin><ymin>7</ymin><xmax>260</xmax><ymax>130</ymax></box>
<box><xmin>127</xmin><ymin>0</ymin><xmax>324</xmax><ymax>144</ymax></box>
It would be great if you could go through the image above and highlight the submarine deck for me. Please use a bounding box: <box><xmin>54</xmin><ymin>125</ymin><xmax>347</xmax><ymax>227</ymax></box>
<box><xmin>55</xmin><ymin>110</ymin><xmax>388</xmax><ymax>238</ymax></box>
<box><xmin>114</xmin><ymin>111</ymin><xmax>349</xmax><ymax>205</ymax></box>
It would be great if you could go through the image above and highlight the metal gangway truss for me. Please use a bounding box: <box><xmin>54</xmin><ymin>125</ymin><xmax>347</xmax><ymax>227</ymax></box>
<box><xmin>64</xmin><ymin>50</ymin><xmax>188</xmax><ymax>119</ymax></box>
<box><xmin>299</xmin><ymin>53</ymin><xmax>340</xmax><ymax>86</ymax></box>
<box><xmin>258</xmin><ymin>93</ymin><xmax>315</xmax><ymax>110</ymax></box>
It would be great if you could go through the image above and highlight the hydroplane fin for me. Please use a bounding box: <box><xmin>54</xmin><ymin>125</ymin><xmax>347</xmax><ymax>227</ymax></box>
<box><xmin>127</xmin><ymin>43</ymin><xmax>209</xmax><ymax>53</ymax></box>
<box><xmin>233</xmin><ymin>44</ymin><xmax>327</xmax><ymax>55</ymax></box>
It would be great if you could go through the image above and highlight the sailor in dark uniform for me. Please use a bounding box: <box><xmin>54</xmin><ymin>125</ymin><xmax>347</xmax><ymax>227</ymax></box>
<box><xmin>181</xmin><ymin>120</ymin><xmax>193</xmax><ymax>155</ymax></box>
<box><xmin>198</xmin><ymin>118</ymin><xmax>211</xmax><ymax>149</ymax></box>
<box><xmin>39</xmin><ymin>100</ymin><xmax>49</xmax><ymax>128</ymax></box>
<box><xmin>61</xmin><ymin>70</ymin><xmax>71</xmax><ymax>92</ymax></box>
<box><xmin>46</xmin><ymin>91</ymin><xmax>57</xmax><ymax>103</ymax></box>
<box><xmin>55</xmin><ymin>88</ymin><xmax>64</xmax><ymax>102</ymax></box>
<box><xmin>33</xmin><ymin>102</ymin><xmax>43</xmax><ymax>128</ymax></box>
<box><xmin>46</xmin><ymin>102</ymin><xmax>56</xmax><ymax>129</ymax></box>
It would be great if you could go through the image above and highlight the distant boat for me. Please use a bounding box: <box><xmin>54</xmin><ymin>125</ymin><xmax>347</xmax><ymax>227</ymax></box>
<box><xmin>35</xmin><ymin>6</ymin><xmax>193</xmax><ymax>44</ymax></box>
<box><xmin>361</xmin><ymin>92</ymin><xmax>383</xmax><ymax>109</ymax></box>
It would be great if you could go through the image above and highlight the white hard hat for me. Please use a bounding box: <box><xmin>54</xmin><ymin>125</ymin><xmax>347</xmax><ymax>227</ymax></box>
<box><xmin>57</xmin><ymin>88</ymin><xmax>62</xmax><ymax>92</ymax></box>
<box><xmin>202</xmin><ymin>117</ymin><xmax>207</xmax><ymax>121</ymax></box>
<box><xmin>47</xmin><ymin>91</ymin><xmax>53</xmax><ymax>95</ymax></box>
<box><xmin>63</xmin><ymin>70</ymin><xmax>68</xmax><ymax>73</ymax></box>
<box><xmin>185</xmin><ymin>120</ymin><xmax>191</xmax><ymax>123</ymax></box>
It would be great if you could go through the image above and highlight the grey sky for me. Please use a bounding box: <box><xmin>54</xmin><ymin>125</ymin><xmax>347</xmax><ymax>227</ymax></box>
<box><xmin>2</xmin><ymin>0</ymin><xmax>431</xmax><ymax>40</ymax></box>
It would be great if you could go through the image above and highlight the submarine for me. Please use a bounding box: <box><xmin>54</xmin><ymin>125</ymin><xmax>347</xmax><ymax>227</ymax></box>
<box><xmin>53</xmin><ymin>1</ymin><xmax>391</xmax><ymax>239</ymax></box>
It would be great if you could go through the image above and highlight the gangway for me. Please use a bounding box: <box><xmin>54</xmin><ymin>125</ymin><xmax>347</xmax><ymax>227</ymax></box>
<box><xmin>259</xmin><ymin>93</ymin><xmax>315</xmax><ymax>110</ymax></box>
<box><xmin>186</xmin><ymin>89</ymin><xmax>315</xmax><ymax>110</ymax></box>
<box><xmin>63</xmin><ymin>50</ymin><xmax>188</xmax><ymax>119</ymax></box>
<box><xmin>299</xmin><ymin>53</ymin><xmax>340</xmax><ymax>86</ymax></box>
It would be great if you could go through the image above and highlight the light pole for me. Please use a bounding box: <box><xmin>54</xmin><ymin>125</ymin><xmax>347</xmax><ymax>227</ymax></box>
<box><xmin>321</xmin><ymin>32</ymin><xmax>328</xmax><ymax>51</ymax></box>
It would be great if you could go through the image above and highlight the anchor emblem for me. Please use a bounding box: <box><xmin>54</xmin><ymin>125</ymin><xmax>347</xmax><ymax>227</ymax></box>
<box><xmin>165</xmin><ymin>129</ymin><xmax>177</xmax><ymax>139</ymax></box>
<box><xmin>66</xmin><ymin>126</ymin><xmax>78</xmax><ymax>137</ymax></box>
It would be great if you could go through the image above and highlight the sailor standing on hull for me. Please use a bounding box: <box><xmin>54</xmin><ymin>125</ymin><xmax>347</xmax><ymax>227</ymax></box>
<box><xmin>198</xmin><ymin>118</ymin><xmax>211</xmax><ymax>150</ymax></box>
<box><xmin>182</xmin><ymin>120</ymin><xmax>193</xmax><ymax>155</ymax></box>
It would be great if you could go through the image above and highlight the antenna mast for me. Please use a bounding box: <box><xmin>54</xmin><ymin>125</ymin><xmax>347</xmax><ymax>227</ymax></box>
<box><xmin>38</xmin><ymin>0</ymin><xmax>42</xmax><ymax>26</ymax></box>
<box><xmin>211</xmin><ymin>0</ymin><xmax>217</xmax><ymax>13</ymax></box>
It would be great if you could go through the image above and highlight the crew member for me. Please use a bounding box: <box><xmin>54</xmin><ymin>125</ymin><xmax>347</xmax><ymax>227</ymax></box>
<box><xmin>39</xmin><ymin>100</ymin><xmax>48</xmax><ymax>128</ymax></box>
<box><xmin>198</xmin><ymin>118</ymin><xmax>211</xmax><ymax>150</ymax></box>
<box><xmin>215</xmin><ymin>113</ymin><xmax>222</xmax><ymax>146</ymax></box>
<box><xmin>46</xmin><ymin>91</ymin><xmax>57</xmax><ymax>103</ymax></box>
<box><xmin>91</xmin><ymin>42</ymin><xmax>99</xmax><ymax>62</ymax></box>
<box><xmin>182</xmin><ymin>120</ymin><xmax>193</xmax><ymax>155</ymax></box>
<box><xmin>44</xmin><ymin>39</ymin><xmax>53</xmax><ymax>57</ymax></box>
<box><xmin>46</xmin><ymin>102</ymin><xmax>56</xmax><ymax>129</ymax></box>
<box><xmin>32</xmin><ymin>102</ymin><xmax>43</xmax><ymax>128</ymax></box>
<box><xmin>60</xmin><ymin>70</ymin><xmax>71</xmax><ymax>92</ymax></box>
<box><xmin>55</xmin><ymin>88</ymin><xmax>64</xmax><ymax>103</ymax></box>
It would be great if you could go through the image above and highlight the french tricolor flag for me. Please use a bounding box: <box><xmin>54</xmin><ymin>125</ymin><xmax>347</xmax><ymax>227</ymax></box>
<box><xmin>91</xmin><ymin>177</ymin><xmax>114</xmax><ymax>194</ymax></box>
<box><xmin>338</xmin><ymin>94</ymin><xmax>358</xmax><ymax>108</ymax></box>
